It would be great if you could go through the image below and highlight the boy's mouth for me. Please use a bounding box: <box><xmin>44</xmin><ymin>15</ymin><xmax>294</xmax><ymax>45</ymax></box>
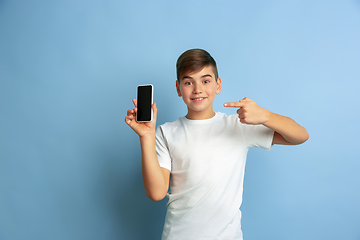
<box><xmin>191</xmin><ymin>97</ymin><xmax>206</xmax><ymax>101</ymax></box>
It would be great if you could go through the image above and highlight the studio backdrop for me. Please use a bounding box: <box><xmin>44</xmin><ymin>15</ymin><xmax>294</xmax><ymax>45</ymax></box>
<box><xmin>1</xmin><ymin>1</ymin><xmax>359</xmax><ymax>240</ymax></box>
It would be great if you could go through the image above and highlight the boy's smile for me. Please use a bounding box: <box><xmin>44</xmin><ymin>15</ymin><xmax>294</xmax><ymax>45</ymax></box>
<box><xmin>176</xmin><ymin>65</ymin><xmax>222</xmax><ymax>120</ymax></box>
<box><xmin>191</xmin><ymin>97</ymin><xmax>206</xmax><ymax>102</ymax></box>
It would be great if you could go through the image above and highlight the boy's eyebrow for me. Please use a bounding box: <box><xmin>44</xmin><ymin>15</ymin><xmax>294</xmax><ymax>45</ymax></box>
<box><xmin>201</xmin><ymin>74</ymin><xmax>213</xmax><ymax>78</ymax></box>
<box><xmin>182</xmin><ymin>76</ymin><xmax>193</xmax><ymax>80</ymax></box>
<box><xmin>181</xmin><ymin>74</ymin><xmax>213</xmax><ymax>80</ymax></box>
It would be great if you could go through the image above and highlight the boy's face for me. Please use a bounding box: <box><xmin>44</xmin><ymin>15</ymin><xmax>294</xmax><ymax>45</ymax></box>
<box><xmin>176</xmin><ymin>65</ymin><xmax>221</xmax><ymax>120</ymax></box>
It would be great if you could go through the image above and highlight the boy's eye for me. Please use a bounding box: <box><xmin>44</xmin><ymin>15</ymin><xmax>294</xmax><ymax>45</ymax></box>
<box><xmin>184</xmin><ymin>82</ymin><xmax>192</xmax><ymax>85</ymax></box>
<box><xmin>203</xmin><ymin>80</ymin><xmax>210</xmax><ymax>84</ymax></box>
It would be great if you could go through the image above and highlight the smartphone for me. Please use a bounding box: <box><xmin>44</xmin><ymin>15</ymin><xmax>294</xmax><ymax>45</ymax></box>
<box><xmin>136</xmin><ymin>84</ymin><xmax>153</xmax><ymax>122</ymax></box>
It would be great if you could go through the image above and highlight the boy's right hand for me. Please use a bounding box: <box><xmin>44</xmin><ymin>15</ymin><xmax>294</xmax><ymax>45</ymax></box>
<box><xmin>125</xmin><ymin>99</ymin><xmax>157</xmax><ymax>137</ymax></box>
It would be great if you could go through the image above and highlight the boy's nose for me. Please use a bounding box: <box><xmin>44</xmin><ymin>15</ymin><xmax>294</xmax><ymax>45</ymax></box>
<box><xmin>193</xmin><ymin>84</ymin><xmax>202</xmax><ymax>93</ymax></box>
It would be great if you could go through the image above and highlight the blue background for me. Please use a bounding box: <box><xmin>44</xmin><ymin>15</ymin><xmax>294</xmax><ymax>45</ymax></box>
<box><xmin>1</xmin><ymin>1</ymin><xmax>360</xmax><ymax>239</ymax></box>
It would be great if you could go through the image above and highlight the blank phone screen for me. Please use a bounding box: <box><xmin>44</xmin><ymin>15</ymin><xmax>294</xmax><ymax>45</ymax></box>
<box><xmin>137</xmin><ymin>85</ymin><xmax>152</xmax><ymax>122</ymax></box>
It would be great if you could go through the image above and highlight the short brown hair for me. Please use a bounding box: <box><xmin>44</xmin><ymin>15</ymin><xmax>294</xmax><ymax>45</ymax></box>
<box><xmin>176</xmin><ymin>49</ymin><xmax>219</xmax><ymax>82</ymax></box>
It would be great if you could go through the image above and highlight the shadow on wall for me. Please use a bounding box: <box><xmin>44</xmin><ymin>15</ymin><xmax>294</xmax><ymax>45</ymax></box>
<box><xmin>97</xmin><ymin>152</ymin><xmax>167</xmax><ymax>240</ymax></box>
<box><xmin>119</xmin><ymin>171</ymin><xmax>167</xmax><ymax>240</ymax></box>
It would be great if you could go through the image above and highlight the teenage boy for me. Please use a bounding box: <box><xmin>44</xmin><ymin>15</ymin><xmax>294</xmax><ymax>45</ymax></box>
<box><xmin>125</xmin><ymin>49</ymin><xmax>309</xmax><ymax>240</ymax></box>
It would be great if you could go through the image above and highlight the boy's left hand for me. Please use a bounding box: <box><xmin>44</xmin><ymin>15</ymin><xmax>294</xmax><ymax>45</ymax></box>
<box><xmin>224</xmin><ymin>97</ymin><xmax>269</xmax><ymax>125</ymax></box>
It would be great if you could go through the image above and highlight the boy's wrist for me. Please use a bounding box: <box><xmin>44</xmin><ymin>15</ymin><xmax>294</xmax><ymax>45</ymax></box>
<box><xmin>262</xmin><ymin>109</ymin><xmax>273</xmax><ymax>126</ymax></box>
<box><xmin>139</xmin><ymin>131</ymin><xmax>156</xmax><ymax>141</ymax></box>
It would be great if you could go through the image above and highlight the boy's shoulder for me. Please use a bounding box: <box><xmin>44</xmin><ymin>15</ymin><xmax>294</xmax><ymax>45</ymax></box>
<box><xmin>157</xmin><ymin>116</ymin><xmax>184</xmax><ymax>130</ymax></box>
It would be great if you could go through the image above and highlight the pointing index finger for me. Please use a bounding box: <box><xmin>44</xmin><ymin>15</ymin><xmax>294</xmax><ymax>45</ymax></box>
<box><xmin>224</xmin><ymin>102</ymin><xmax>244</xmax><ymax>108</ymax></box>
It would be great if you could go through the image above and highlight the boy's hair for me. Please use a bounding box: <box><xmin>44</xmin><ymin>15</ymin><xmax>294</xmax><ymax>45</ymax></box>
<box><xmin>176</xmin><ymin>49</ymin><xmax>219</xmax><ymax>82</ymax></box>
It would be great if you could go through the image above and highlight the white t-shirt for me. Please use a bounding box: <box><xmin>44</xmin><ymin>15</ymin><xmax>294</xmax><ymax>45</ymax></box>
<box><xmin>156</xmin><ymin>112</ymin><xmax>274</xmax><ymax>240</ymax></box>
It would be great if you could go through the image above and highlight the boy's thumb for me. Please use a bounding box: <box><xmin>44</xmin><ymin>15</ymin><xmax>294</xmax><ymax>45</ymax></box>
<box><xmin>152</xmin><ymin>102</ymin><xmax>158</xmax><ymax>121</ymax></box>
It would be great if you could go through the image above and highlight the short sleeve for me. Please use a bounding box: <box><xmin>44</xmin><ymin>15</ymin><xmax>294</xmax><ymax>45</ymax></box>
<box><xmin>242</xmin><ymin>124</ymin><xmax>274</xmax><ymax>151</ymax></box>
<box><xmin>155</xmin><ymin>126</ymin><xmax>172</xmax><ymax>171</ymax></box>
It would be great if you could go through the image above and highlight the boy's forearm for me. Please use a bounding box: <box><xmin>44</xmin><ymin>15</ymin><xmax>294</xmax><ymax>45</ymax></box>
<box><xmin>263</xmin><ymin>110</ymin><xmax>309</xmax><ymax>144</ymax></box>
<box><xmin>140</xmin><ymin>133</ymin><xmax>168</xmax><ymax>201</ymax></box>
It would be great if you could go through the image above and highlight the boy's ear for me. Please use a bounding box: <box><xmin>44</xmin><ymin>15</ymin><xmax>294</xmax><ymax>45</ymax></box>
<box><xmin>176</xmin><ymin>80</ymin><xmax>182</xmax><ymax>97</ymax></box>
<box><xmin>216</xmin><ymin>77</ymin><xmax>222</xmax><ymax>94</ymax></box>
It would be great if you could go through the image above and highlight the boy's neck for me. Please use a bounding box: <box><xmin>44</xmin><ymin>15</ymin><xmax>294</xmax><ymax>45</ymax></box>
<box><xmin>185</xmin><ymin>109</ymin><xmax>216</xmax><ymax>120</ymax></box>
